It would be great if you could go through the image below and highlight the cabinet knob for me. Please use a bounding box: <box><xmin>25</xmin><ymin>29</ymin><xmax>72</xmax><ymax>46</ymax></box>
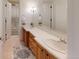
<box><xmin>41</xmin><ymin>49</ymin><xmax>43</xmax><ymax>52</ymax></box>
<box><xmin>46</xmin><ymin>54</ymin><xmax>49</xmax><ymax>56</ymax></box>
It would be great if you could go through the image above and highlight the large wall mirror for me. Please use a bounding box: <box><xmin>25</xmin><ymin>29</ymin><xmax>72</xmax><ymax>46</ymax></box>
<box><xmin>20</xmin><ymin>0</ymin><xmax>68</xmax><ymax>42</ymax></box>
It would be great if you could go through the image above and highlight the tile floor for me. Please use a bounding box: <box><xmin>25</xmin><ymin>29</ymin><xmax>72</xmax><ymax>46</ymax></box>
<box><xmin>3</xmin><ymin>35</ymin><xmax>35</xmax><ymax>59</ymax></box>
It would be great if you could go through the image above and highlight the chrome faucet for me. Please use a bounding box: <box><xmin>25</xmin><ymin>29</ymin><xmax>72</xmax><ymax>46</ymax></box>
<box><xmin>30</xmin><ymin>22</ymin><xmax>34</xmax><ymax>27</ymax></box>
<box><xmin>60</xmin><ymin>38</ymin><xmax>67</xmax><ymax>44</ymax></box>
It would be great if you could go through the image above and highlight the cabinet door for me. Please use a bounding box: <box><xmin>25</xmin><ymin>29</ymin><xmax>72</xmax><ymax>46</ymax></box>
<box><xmin>24</xmin><ymin>29</ymin><xmax>26</xmax><ymax>43</ymax></box>
<box><xmin>25</xmin><ymin>31</ymin><xmax>29</xmax><ymax>47</ymax></box>
<box><xmin>37</xmin><ymin>47</ymin><xmax>45</xmax><ymax>59</ymax></box>
<box><xmin>32</xmin><ymin>40</ymin><xmax>38</xmax><ymax>56</ymax></box>
<box><xmin>29</xmin><ymin>37</ymin><xmax>38</xmax><ymax>57</ymax></box>
<box><xmin>45</xmin><ymin>53</ymin><xmax>50</xmax><ymax>59</ymax></box>
<box><xmin>45</xmin><ymin>51</ymin><xmax>57</xmax><ymax>59</ymax></box>
<box><xmin>22</xmin><ymin>28</ymin><xmax>25</xmax><ymax>42</ymax></box>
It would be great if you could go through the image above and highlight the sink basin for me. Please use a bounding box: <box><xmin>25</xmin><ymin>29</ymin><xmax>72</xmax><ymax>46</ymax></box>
<box><xmin>42</xmin><ymin>39</ymin><xmax>67</xmax><ymax>54</ymax></box>
<box><xmin>31</xmin><ymin>27</ymin><xmax>67</xmax><ymax>54</ymax></box>
<box><xmin>32</xmin><ymin>28</ymin><xmax>61</xmax><ymax>41</ymax></box>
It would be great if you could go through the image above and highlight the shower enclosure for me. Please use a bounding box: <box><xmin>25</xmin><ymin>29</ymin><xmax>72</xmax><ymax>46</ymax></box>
<box><xmin>11</xmin><ymin>4</ymin><xmax>20</xmax><ymax>35</ymax></box>
<box><xmin>3</xmin><ymin>1</ymin><xmax>20</xmax><ymax>40</ymax></box>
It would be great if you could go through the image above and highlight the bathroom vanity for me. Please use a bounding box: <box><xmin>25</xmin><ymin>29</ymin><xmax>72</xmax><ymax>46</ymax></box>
<box><xmin>29</xmin><ymin>32</ymin><xmax>57</xmax><ymax>59</ymax></box>
<box><xmin>21</xmin><ymin>25</ymin><xmax>67</xmax><ymax>59</ymax></box>
<box><xmin>21</xmin><ymin>28</ymin><xmax>29</xmax><ymax>47</ymax></box>
<box><xmin>20</xmin><ymin>0</ymin><xmax>68</xmax><ymax>58</ymax></box>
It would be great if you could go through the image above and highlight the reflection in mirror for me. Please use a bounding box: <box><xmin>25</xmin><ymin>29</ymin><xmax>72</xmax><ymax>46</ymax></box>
<box><xmin>20</xmin><ymin>0</ymin><xmax>67</xmax><ymax>43</ymax></box>
<box><xmin>20</xmin><ymin>0</ymin><xmax>67</xmax><ymax>58</ymax></box>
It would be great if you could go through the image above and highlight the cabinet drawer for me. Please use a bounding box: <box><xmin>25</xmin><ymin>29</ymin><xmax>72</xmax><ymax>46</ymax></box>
<box><xmin>37</xmin><ymin>47</ymin><xmax>45</xmax><ymax>59</ymax></box>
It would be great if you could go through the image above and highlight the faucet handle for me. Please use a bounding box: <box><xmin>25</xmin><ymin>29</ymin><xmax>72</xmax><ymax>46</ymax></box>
<box><xmin>60</xmin><ymin>37</ymin><xmax>67</xmax><ymax>44</ymax></box>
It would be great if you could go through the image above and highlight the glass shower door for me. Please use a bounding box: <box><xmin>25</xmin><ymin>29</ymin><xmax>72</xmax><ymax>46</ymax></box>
<box><xmin>11</xmin><ymin>4</ymin><xmax>20</xmax><ymax>35</ymax></box>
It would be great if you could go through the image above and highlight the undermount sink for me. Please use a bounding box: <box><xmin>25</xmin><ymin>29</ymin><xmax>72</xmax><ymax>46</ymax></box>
<box><xmin>42</xmin><ymin>39</ymin><xmax>67</xmax><ymax>54</ymax></box>
<box><xmin>32</xmin><ymin>27</ymin><xmax>67</xmax><ymax>54</ymax></box>
<box><xmin>32</xmin><ymin>28</ymin><xmax>61</xmax><ymax>41</ymax></box>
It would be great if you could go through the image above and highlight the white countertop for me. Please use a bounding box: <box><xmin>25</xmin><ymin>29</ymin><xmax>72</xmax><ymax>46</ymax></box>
<box><xmin>22</xmin><ymin>25</ymin><xmax>67</xmax><ymax>59</ymax></box>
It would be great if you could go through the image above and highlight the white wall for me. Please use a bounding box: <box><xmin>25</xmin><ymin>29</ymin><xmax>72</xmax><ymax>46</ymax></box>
<box><xmin>0</xmin><ymin>0</ymin><xmax>4</xmax><ymax>38</ymax></box>
<box><xmin>68</xmin><ymin>0</ymin><xmax>79</xmax><ymax>59</ymax></box>
<box><xmin>0</xmin><ymin>0</ymin><xmax>5</xmax><ymax>59</ymax></box>
<box><xmin>53</xmin><ymin>0</ymin><xmax>67</xmax><ymax>32</ymax></box>
<box><xmin>6</xmin><ymin>2</ymin><xmax>12</xmax><ymax>39</ymax></box>
<box><xmin>2</xmin><ymin>1</ymin><xmax>12</xmax><ymax>40</ymax></box>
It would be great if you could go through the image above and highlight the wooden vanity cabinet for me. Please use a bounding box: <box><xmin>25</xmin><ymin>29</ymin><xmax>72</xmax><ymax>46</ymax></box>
<box><xmin>29</xmin><ymin>38</ymin><xmax>38</xmax><ymax>56</ymax></box>
<box><xmin>37</xmin><ymin>43</ymin><xmax>57</xmax><ymax>59</ymax></box>
<box><xmin>37</xmin><ymin>44</ymin><xmax>46</xmax><ymax>59</ymax></box>
<box><xmin>29</xmin><ymin>33</ymin><xmax>38</xmax><ymax>58</ymax></box>
<box><xmin>22</xmin><ymin>28</ymin><xmax>29</xmax><ymax>47</ymax></box>
<box><xmin>25</xmin><ymin>31</ymin><xmax>29</xmax><ymax>47</ymax></box>
<box><xmin>29</xmin><ymin>32</ymin><xmax>57</xmax><ymax>59</ymax></box>
<box><xmin>22</xmin><ymin>28</ymin><xmax>57</xmax><ymax>59</ymax></box>
<box><xmin>22</xmin><ymin>28</ymin><xmax>26</xmax><ymax>42</ymax></box>
<box><xmin>45</xmin><ymin>50</ymin><xmax>57</xmax><ymax>59</ymax></box>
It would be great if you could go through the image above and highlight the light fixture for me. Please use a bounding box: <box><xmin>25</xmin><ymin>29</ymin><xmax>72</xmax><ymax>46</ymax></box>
<box><xmin>26</xmin><ymin>2</ymin><xmax>37</xmax><ymax>14</ymax></box>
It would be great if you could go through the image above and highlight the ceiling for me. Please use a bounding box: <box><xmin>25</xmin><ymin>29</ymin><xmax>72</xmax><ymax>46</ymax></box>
<box><xmin>8</xmin><ymin>0</ymin><xmax>19</xmax><ymax>4</ymax></box>
<box><xmin>8</xmin><ymin>0</ymin><xmax>53</xmax><ymax>5</ymax></box>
